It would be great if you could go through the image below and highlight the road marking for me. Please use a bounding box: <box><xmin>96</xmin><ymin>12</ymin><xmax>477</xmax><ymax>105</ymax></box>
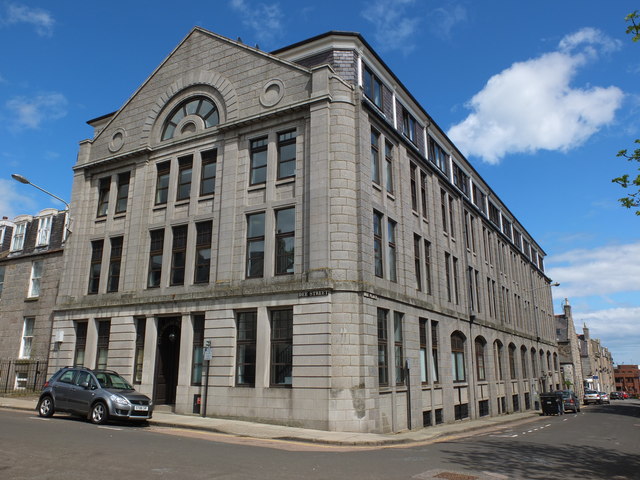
<box><xmin>30</xmin><ymin>417</ymin><xmax>49</xmax><ymax>421</ymax></box>
<box><xmin>98</xmin><ymin>426</ymin><xmax>123</xmax><ymax>431</ymax></box>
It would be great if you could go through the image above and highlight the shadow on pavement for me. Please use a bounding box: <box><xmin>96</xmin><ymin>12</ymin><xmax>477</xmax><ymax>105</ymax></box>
<box><xmin>439</xmin><ymin>439</ymin><xmax>640</xmax><ymax>480</ymax></box>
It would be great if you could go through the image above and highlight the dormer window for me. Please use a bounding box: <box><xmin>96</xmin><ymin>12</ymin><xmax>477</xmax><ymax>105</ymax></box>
<box><xmin>36</xmin><ymin>216</ymin><xmax>53</xmax><ymax>246</ymax></box>
<box><xmin>10</xmin><ymin>222</ymin><xmax>26</xmax><ymax>251</ymax></box>
<box><xmin>162</xmin><ymin>96</ymin><xmax>219</xmax><ymax>141</ymax></box>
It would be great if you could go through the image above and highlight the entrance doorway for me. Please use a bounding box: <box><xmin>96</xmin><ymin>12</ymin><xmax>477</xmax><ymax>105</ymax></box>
<box><xmin>154</xmin><ymin>317</ymin><xmax>181</xmax><ymax>405</ymax></box>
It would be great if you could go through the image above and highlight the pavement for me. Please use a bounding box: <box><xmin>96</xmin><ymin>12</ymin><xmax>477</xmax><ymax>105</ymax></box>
<box><xmin>0</xmin><ymin>394</ymin><xmax>542</xmax><ymax>447</ymax></box>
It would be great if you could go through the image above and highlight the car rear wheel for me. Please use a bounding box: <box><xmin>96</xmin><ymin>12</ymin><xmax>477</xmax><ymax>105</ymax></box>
<box><xmin>38</xmin><ymin>396</ymin><xmax>54</xmax><ymax>418</ymax></box>
<box><xmin>90</xmin><ymin>402</ymin><xmax>108</xmax><ymax>425</ymax></box>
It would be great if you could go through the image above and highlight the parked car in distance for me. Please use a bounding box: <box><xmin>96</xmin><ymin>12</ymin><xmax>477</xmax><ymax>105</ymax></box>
<box><xmin>610</xmin><ymin>391</ymin><xmax>622</xmax><ymax>400</ymax></box>
<box><xmin>622</xmin><ymin>391</ymin><xmax>629</xmax><ymax>399</ymax></box>
<box><xmin>599</xmin><ymin>392</ymin><xmax>610</xmax><ymax>404</ymax></box>
<box><xmin>37</xmin><ymin>367</ymin><xmax>153</xmax><ymax>424</ymax></box>
<box><xmin>559</xmin><ymin>390</ymin><xmax>581</xmax><ymax>413</ymax></box>
<box><xmin>583</xmin><ymin>389</ymin><xmax>601</xmax><ymax>405</ymax></box>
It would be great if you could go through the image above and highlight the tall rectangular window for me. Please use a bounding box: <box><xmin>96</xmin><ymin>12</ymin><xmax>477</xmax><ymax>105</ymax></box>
<box><xmin>36</xmin><ymin>216</ymin><xmax>52</xmax><ymax>246</ymax></box>
<box><xmin>377</xmin><ymin>308</ymin><xmax>389</xmax><ymax>387</ymax></box>
<box><xmin>420</xmin><ymin>171</ymin><xmax>428</xmax><ymax>218</ymax></box>
<box><xmin>194</xmin><ymin>221</ymin><xmax>212</xmax><ymax>284</ymax></box>
<box><xmin>452</xmin><ymin>256</ymin><xmax>460</xmax><ymax>305</ymax></box>
<box><xmin>452</xmin><ymin>163</ymin><xmax>469</xmax><ymax>196</ymax></box>
<box><xmin>448</xmin><ymin>195</ymin><xmax>456</xmax><ymax>239</ymax></box>
<box><xmin>250</xmin><ymin>136</ymin><xmax>268</xmax><ymax>185</ymax></box>
<box><xmin>363</xmin><ymin>64</ymin><xmax>382</xmax><ymax>108</ymax></box>
<box><xmin>475</xmin><ymin>339</ymin><xmax>486</xmax><ymax>381</ymax></box>
<box><xmin>277</xmin><ymin>130</ymin><xmax>296</xmax><ymax>179</ymax></box>
<box><xmin>270</xmin><ymin>309</ymin><xmax>293</xmax><ymax>387</ymax></box>
<box><xmin>275</xmin><ymin>207</ymin><xmax>295</xmax><ymax>275</ymax></box>
<box><xmin>176</xmin><ymin>155</ymin><xmax>193</xmax><ymax>201</ymax></box>
<box><xmin>424</xmin><ymin>240</ymin><xmax>432</xmax><ymax>295</ymax></box>
<box><xmin>107</xmin><ymin>236</ymin><xmax>123</xmax><ymax>293</ymax></box>
<box><xmin>74</xmin><ymin>321</ymin><xmax>88</xmax><ymax>367</ymax></box>
<box><xmin>387</xmin><ymin>219</ymin><xmax>397</xmax><ymax>282</ymax></box>
<box><xmin>133</xmin><ymin>317</ymin><xmax>146</xmax><ymax>384</ymax></box>
<box><xmin>191</xmin><ymin>314</ymin><xmax>205</xmax><ymax>385</ymax></box>
<box><xmin>147</xmin><ymin>229</ymin><xmax>164</xmax><ymax>288</ymax></box>
<box><xmin>155</xmin><ymin>161</ymin><xmax>171</xmax><ymax>205</ymax></box>
<box><xmin>95</xmin><ymin>320</ymin><xmax>111</xmax><ymax>370</ymax></box>
<box><xmin>28</xmin><ymin>260</ymin><xmax>43</xmax><ymax>298</ymax></box>
<box><xmin>521</xmin><ymin>347</ymin><xmax>528</xmax><ymax>379</ymax></box>
<box><xmin>115</xmin><ymin>172</ymin><xmax>130</xmax><ymax>214</ymax></box>
<box><xmin>419</xmin><ymin>319</ymin><xmax>428</xmax><ymax>384</ymax></box>
<box><xmin>200</xmin><ymin>149</ymin><xmax>217</xmax><ymax>196</ymax></box>
<box><xmin>402</xmin><ymin>110</ymin><xmax>416</xmax><ymax>143</ymax></box>
<box><xmin>96</xmin><ymin>177</ymin><xmax>110</xmax><ymax>217</ymax></box>
<box><xmin>440</xmin><ymin>189</ymin><xmax>448</xmax><ymax>234</ymax></box>
<box><xmin>428</xmin><ymin>136</ymin><xmax>448</xmax><ymax>174</ymax></box>
<box><xmin>451</xmin><ymin>333</ymin><xmax>466</xmax><ymax>382</ymax></box>
<box><xmin>19</xmin><ymin>317</ymin><xmax>35</xmax><ymax>359</ymax></box>
<box><xmin>246</xmin><ymin>212</ymin><xmax>265</xmax><ymax>278</ymax></box>
<box><xmin>431</xmin><ymin>321</ymin><xmax>439</xmax><ymax>383</ymax></box>
<box><xmin>394</xmin><ymin>312</ymin><xmax>404</xmax><ymax>385</ymax></box>
<box><xmin>170</xmin><ymin>225</ymin><xmax>188</xmax><ymax>285</ymax></box>
<box><xmin>236</xmin><ymin>311</ymin><xmax>257</xmax><ymax>387</ymax></box>
<box><xmin>410</xmin><ymin>163</ymin><xmax>418</xmax><ymax>211</ymax></box>
<box><xmin>414</xmin><ymin>235</ymin><xmax>422</xmax><ymax>291</ymax></box>
<box><xmin>371</xmin><ymin>129</ymin><xmax>381</xmax><ymax>184</ymax></box>
<box><xmin>444</xmin><ymin>252</ymin><xmax>452</xmax><ymax>302</ymax></box>
<box><xmin>373</xmin><ymin>211</ymin><xmax>383</xmax><ymax>278</ymax></box>
<box><xmin>0</xmin><ymin>265</ymin><xmax>5</xmax><ymax>298</ymax></box>
<box><xmin>11</xmin><ymin>222</ymin><xmax>26</xmax><ymax>251</ymax></box>
<box><xmin>385</xmin><ymin>141</ymin><xmax>394</xmax><ymax>194</ymax></box>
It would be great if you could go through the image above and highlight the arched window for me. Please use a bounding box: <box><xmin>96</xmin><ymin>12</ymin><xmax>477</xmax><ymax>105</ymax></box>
<box><xmin>475</xmin><ymin>337</ymin><xmax>486</xmax><ymax>381</ymax></box>
<box><xmin>162</xmin><ymin>96</ymin><xmax>219</xmax><ymax>141</ymax></box>
<box><xmin>521</xmin><ymin>346</ymin><xmax>528</xmax><ymax>378</ymax></box>
<box><xmin>494</xmin><ymin>340</ymin><xmax>504</xmax><ymax>380</ymax></box>
<box><xmin>451</xmin><ymin>332</ymin><xmax>466</xmax><ymax>382</ymax></box>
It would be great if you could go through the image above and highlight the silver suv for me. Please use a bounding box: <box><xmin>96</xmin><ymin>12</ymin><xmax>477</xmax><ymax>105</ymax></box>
<box><xmin>37</xmin><ymin>367</ymin><xmax>153</xmax><ymax>424</ymax></box>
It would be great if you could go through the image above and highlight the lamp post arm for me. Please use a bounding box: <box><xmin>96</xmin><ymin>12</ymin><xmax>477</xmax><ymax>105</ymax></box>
<box><xmin>23</xmin><ymin>181</ymin><xmax>70</xmax><ymax>211</ymax></box>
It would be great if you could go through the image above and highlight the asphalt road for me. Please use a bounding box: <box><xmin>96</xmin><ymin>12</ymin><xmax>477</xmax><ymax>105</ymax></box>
<box><xmin>1</xmin><ymin>400</ymin><xmax>639</xmax><ymax>480</ymax></box>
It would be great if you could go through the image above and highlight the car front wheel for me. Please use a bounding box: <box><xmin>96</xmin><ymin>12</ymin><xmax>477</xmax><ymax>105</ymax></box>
<box><xmin>38</xmin><ymin>396</ymin><xmax>54</xmax><ymax>418</ymax></box>
<box><xmin>90</xmin><ymin>402</ymin><xmax>108</xmax><ymax>425</ymax></box>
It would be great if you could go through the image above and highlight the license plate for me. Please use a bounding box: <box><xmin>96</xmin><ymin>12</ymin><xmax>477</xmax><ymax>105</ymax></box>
<box><xmin>134</xmin><ymin>405</ymin><xmax>149</xmax><ymax>411</ymax></box>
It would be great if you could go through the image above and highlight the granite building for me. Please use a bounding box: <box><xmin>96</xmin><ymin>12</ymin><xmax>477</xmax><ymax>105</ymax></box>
<box><xmin>0</xmin><ymin>210</ymin><xmax>67</xmax><ymax>392</ymax></box>
<box><xmin>555</xmin><ymin>299</ymin><xmax>585</xmax><ymax>399</ymax></box>
<box><xmin>49</xmin><ymin>29</ymin><xmax>558</xmax><ymax>433</ymax></box>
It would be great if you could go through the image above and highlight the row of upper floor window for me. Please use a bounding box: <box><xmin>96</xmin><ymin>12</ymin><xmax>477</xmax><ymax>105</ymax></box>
<box><xmin>86</xmin><ymin>204</ymin><xmax>295</xmax><ymax>294</ymax></box>
<box><xmin>369</xmin><ymin>125</ymin><xmax>545</xmax><ymax>272</ymax></box>
<box><xmin>0</xmin><ymin>259</ymin><xmax>45</xmax><ymax>301</ymax></box>
<box><xmin>94</xmin><ymin>127</ymin><xmax>297</xmax><ymax>219</ymax></box>
<box><xmin>0</xmin><ymin>210</ymin><xmax>67</xmax><ymax>254</ymax></box>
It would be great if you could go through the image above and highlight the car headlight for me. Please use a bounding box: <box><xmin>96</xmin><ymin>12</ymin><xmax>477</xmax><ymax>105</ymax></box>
<box><xmin>110</xmin><ymin>394</ymin><xmax>130</xmax><ymax>406</ymax></box>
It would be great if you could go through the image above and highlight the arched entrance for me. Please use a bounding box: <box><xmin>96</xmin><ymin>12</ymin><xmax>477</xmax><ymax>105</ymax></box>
<box><xmin>154</xmin><ymin>317</ymin><xmax>181</xmax><ymax>405</ymax></box>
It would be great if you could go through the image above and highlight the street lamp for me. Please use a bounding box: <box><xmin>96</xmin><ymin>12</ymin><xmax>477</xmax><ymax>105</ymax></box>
<box><xmin>11</xmin><ymin>174</ymin><xmax>70</xmax><ymax>211</ymax></box>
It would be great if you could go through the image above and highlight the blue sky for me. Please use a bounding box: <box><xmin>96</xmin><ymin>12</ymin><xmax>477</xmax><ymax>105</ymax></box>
<box><xmin>1</xmin><ymin>1</ymin><xmax>639</xmax><ymax>365</ymax></box>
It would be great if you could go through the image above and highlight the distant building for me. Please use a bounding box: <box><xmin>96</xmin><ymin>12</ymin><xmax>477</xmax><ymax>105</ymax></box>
<box><xmin>614</xmin><ymin>364</ymin><xmax>640</xmax><ymax>397</ymax></box>
<box><xmin>555</xmin><ymin>299</ymin><xmax>584</xmax><ymax>398</ymax></box>
<box><xmin>578</xmin><ymin>324</ymin><xmax>614</xmax><ymax>393</ymax></box>
<box><xmin>49</xmin><ymin>28</ymin><xmax>559</xmax><ymax>433</ymax></box>
<box><xmin>0</xmin><ymin>210</ymin><xmax>67</xmax><ymax>392</ymax></box>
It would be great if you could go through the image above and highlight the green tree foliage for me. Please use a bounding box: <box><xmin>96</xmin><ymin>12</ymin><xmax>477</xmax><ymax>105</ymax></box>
<box><xmin>613</xmin><ymin>11</ymin><xmax>640</xmax><ymax>215</ymax></box>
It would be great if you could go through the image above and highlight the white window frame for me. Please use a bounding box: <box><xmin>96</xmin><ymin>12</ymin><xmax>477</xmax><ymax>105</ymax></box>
<box><xmin>19</xmin><ymin>317</ymin><xmax>35</xmax><ymax>359</ymax></box>
<box><xmin>36</xmin><ymin>216</ymin><xmax>53</xmax><ymax>246</ymax></box>
<box><xmin>10</xmin><ymin>222</ymin><xmax>27</xmax><ymax>251</ymax></box>
<box><xmin>14</xmin><ymin>372</ymin><xmax>28</xmax><ymax>390</ymax></box>
<box><xmin>28</xmin><ymin>260</ymin><xmax>43</xmax><ymax>298</ymax></box>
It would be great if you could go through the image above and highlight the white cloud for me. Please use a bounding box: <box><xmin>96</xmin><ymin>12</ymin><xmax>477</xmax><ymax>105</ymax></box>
<box><xmin>362</xmin><ymin>0</ymin><xmax>420</xmax><ymax>54</ymax></box>
<box><xmin>229</xmin><ymin>0</ymin><xmax>283</xmax><ymax>47</ymax></box>
<box><xmin>572</xmin><ymin>307</ymin><xmax>640</xmax><ymax>364</ymax></box>
<box><xmin>2</xmin><ymin>3</ymin><xmax>54</xmax><ymax>37</ymax></box>
<box><xmin>546</xmin><ymin>242</ymin><xmax>640</xmax><ymax>298</ymax></box>
<box><xmin>448</xmin><ymin>28</ymin><xmax>624</xmax><ymax>164</ymax></box>
<box><xmin>5</xmin><ymin>93</ymin><xmax>68</xmax><ymax>130</ymax></box>
<box><xmin>0</xmin><ymin>178</ymin><xmax>37</xmax><ymax>219</ymax></box>
<box><xmin>427</xmin><ymin>2</ymin><xmax>467</xmax><ymax>40</ymax></box>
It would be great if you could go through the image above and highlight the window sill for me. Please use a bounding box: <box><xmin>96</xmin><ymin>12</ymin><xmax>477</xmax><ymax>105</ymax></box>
<box><xmin>94</xmin><ymin>218</ymin><xmax>107</xmax><ymax>224</ymax></box>
<box><xmin>175</xmin><ymin>200</ymin><xmax>190</xmax><ymax>207</ymax></box>
<box><xmin>386</xmin><ymin>192</ymin><xmax>396</xmax><ymax>201</ymax></box>
<box><xmin>248</xmin><ymin>183</ymin><xmax>266</xmax><ymax>192</ymax></box>
<box><xmin>276</xmin><ymin>177</ymin><xmax>295</xmax><ymax>186</ymax></box>
<box><xmin>24</xmin><ymin>297</ymin><xmax>39</xmax><ymax>302</ymax></box>
<box><xmin>372</xmin><ymin>182</ymin><xmax>382</xmax><ymax>192</ymax></box>
<box><xmin>153</xmin><ymin>204</ymin><xmax>167</xmax><ymax>212</ymax></box>
<box><xmin>113</xmin><ymin>213</ymin><xmax>126</xmax><ymax>220</ymax></box>
<box><xmin>198</xmin><ymin>194</ymin><xmax>214</xmax><ymax>202</ymax></box>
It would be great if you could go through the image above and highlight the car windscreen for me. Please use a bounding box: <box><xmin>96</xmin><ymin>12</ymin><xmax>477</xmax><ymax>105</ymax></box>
<box><xmin>96</xmin><ymin>372</ymin><xmax>133</xmax><ymax>390</ymax></box>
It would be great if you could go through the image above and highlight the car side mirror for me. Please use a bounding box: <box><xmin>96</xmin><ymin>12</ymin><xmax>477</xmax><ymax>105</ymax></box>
<box><xmin>80</xmin><ymin>382</ymin><xmax>89</xmax><ymax>389</ymax></box>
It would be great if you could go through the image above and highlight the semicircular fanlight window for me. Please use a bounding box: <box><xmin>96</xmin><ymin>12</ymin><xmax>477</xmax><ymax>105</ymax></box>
<box><xmin>162</xmin><ymin>96</ymin><xmax>219</xmax><ymax>141</ymax></box>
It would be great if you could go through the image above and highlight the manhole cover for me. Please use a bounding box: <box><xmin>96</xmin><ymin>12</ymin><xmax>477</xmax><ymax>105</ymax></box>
<box><xmin>434</xmin><ymin>473</ymin><xmax>478</xmax><ymax>480</ymax></box>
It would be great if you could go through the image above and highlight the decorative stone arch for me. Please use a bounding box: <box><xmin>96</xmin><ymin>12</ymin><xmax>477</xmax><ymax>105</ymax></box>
<box><xmin>141</xmin><ymin>69</ymin><xmax>238</xmax><ymax>146</ymax></box>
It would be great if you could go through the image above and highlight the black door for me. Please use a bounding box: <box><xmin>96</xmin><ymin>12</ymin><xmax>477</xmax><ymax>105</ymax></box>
<box><xmin>154</xmin><ymin>317</ymin><xmax>181</xmax><ymax>405</ymax></box>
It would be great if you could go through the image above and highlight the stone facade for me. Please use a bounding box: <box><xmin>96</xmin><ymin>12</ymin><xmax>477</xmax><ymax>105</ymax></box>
<box><xmin>48</xmin><ymin>29</ymin><xmax>559</xmax><ymax>433</ymax></box>
<box><xmin>555</xmin><ymin>299</ymin><xmax>585</xmax><ymax>398</ymax></box>
<box><xmin>578</xmin><ymin>325</ymin><xmax>615</xmax><ymax>393</ymax></box>
<box><xmin>0</xmin><ymin>210</ymin><xmax>67</xmax><ymax>391</ymax></box>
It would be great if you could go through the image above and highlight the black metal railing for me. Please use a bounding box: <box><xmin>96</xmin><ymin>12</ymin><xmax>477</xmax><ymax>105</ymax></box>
<box><xmin>0</xmin><ymin>359</ymin><xmax>48</xmax><ymax>394</ymax></box>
